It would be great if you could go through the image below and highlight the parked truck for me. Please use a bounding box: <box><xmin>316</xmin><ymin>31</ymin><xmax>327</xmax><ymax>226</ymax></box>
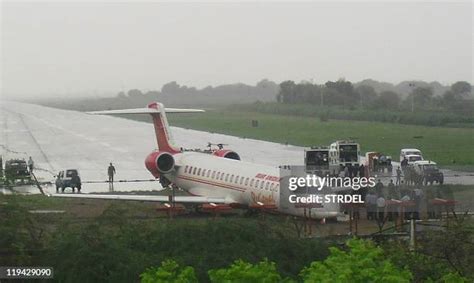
<box><xmin>304</xmin><ymin>146</ymin><xmax>329</xmax><ymax>176</ymax></box>
<box><xmin>329</xmin><ymin>140</ymin><xmax>360</xmax><ymax>175</ymax></box>
<box><xmin>410</xmin><ymin>160</ymin><xmax>444</xmax><ymax>185</ymax></box>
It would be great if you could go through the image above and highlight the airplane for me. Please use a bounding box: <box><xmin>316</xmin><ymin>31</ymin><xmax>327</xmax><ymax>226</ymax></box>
<box><xmin>53</xmin><ymin>102</ymin><xmax>340</xmax><ymax>219</ymax></box>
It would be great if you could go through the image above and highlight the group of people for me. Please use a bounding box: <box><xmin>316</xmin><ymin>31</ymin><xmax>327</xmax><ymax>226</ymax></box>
<box><xmin>330</xmin><ymin>163</ymin><xmax>366</xmax><ymax>178</ymax></box>
<box><xmin>27</xmin><ymin>156</ymin><xmax>117</xmax><ymax>191</ymax></box>
<box><xmin>363</xmin><ymin>179</ymin><xmax>425</xmax><ymax>223</ymax></box>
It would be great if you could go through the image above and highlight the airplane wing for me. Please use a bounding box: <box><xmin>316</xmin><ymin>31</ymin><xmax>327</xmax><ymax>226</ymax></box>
<box><xmin>50</xmin><ymin>193</ymin><xmax>231</xmax><ymax>204</ymax></box>
<box><xmin>87</xmin><ymin>107</ymin><xmax>204</xmax><ymax>115</ymax></box>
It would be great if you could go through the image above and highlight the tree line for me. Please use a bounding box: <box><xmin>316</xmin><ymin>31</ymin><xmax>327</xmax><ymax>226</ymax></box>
<box><xmin>277</xmin><ymin>80</ymin><xmax>473</xmax><ymax>113</ymax></box>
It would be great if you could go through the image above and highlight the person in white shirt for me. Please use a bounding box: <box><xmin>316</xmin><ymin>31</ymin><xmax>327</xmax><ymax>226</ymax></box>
<box><xmin>376</xmin><ymin>196</ymin><xmax>386</xmax><ymax>222</ymax></box>
<box><xmin>27</xmin><ymin>156</ymin><xmax>34</xmax><ymax>173</ymax></box>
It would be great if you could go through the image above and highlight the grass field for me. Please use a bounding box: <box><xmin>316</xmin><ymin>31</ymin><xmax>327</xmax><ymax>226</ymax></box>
<box><xmin>167</xmin><ymin>110</ymin><xmax>474</xmax><ymax>167</ymax></box>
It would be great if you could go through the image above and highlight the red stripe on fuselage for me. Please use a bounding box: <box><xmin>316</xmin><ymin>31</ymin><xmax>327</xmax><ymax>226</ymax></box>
<box><xmin>177</xmin><ymin>175</ymin><xmax>246</xmax><ymax>192</ymax></box>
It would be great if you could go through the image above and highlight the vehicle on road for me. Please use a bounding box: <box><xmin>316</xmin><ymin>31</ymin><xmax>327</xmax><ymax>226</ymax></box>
<box><xmin>365</xmin><ymin>152</ymin><xmax>393</xmax><ymax>175</ymax></box>
<box><xmin>411</xmin><ymin>160</ymin><xmax>444</xmax><ymax>185</ymax></box>
<box><xmin>55</xmin><ymin>169</ymin><xmax>82</xmax><ymax>193</ymax></box>
<box><xmin>329</xmin><ymin>140</ymin><xmax>360</xmax><ymax>175</ymax></box>
<box><xmin>304</xmin><ymin>146</ymin><xmax>329</xmax><ymax>176</ymax></box>
<box><xmin>400</xmin><ymin>148</ymin><xmax>423</xmax><ymax>162</ymax></box>
<box><xmin>404</xmin><ymin>154</ymin><xmax>424</xmax><ymax>165</ymax></box>
<box><xmin>4</xmin><ymin>159</ymin><xmax>31</xmax><ymax>185</ymax></box>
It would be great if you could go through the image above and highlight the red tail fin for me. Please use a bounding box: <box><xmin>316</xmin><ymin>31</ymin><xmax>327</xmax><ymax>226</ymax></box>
<box><xmin>147</xmin><ymin>102</ymin><xmax>180</xmax><ymax>153</ymax></box>
<box><xmin>87</xmin><ymin>102</ymin><xmax>204</xmax><ymax>154</ymax></box>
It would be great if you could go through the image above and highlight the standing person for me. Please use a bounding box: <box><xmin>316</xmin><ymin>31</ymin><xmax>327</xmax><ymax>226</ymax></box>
<box><xmin>376</xmin><ymin>195</ymin><xmax>386</xmax><ymax>223</ymax></box>
<box><xmin>387</xmin><ymin>179</ymin><xmax>395</xmax><ymax>198</ymax></box>
<box><xmin>27</xmin><ymin>156</ymin><xmax>34</xmax><ymax>173</ymax></box>
<box><xmin>396</xmin><ymin>167</ymin><xmax>402</xmax><ymax>186</ymax></box>
<box><xmin>375</xmin><ymin>179</ymin><xmax>384</xmax><ymax>195</ymax></box>
<box><xmin>108</xmin><ymin>163</ymin><xmax>116</xmax><ymax>191</ymax></box>
<box><xmin>359</xmin><ymin>164</ymin><xmax>365</xmax><ymax>178</ymax></box>
<box><xmin>413</xmin><ymin>187</ymin><xmax>423</xmax><ymax>220</ymax></box>
<box><xmin>365</xmin><ymin>191</ymin><xmax>377</xmax><ymax>220</ymax></box>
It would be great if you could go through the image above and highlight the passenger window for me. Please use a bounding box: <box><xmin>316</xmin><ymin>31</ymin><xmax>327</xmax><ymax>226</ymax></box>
<box><xmin>225</xmin><ymin>174</ymin><xmax>229</xmax><ymax>182</ymax></box>
<box><xmin>197</xmin><ymin>168</ymin><xmax>201</xmax><ymax>176</ymax></box>
<box><xmin>207</xmin><ymin>170</ymin><xmax>211</xmax><ymax>178</ymax></box>
<box><xmin>250</xmin><ymin>179</ymin><xmax>254</xmax><ymax>187</ymax></box>
<box><xmin>245</xmin><ymin>178</ymin><xmax>249</xmax><ymax>186</ymax></box>
<box><xmin>255</xmin><ymin>180</ymin><xmax>260</xmax><ymax>188</ymax></box>
<box><xmin>212</xmin><ymin>171</ymin><xmax>216</xmax><ymax>179</ymax></box>
<box><xmin>230</xmin><ymin>175</ymin><xmax>234</xmax><ymax>183</ymax></box>
<box><xmin>184</xmin><ymin>165</ymin><xmax>189</xmax><ymax>173</ymax></box>
<box><xmin>239</xmin><ymin>177</ymin><xmax>243</xmax><ymax>185</ymax></box>
<box><xmin>265</xmin><ymin>182</ymin><xmax>270</xmax><ymax>190</ymax></box>
<box><xmin>192</xmin><ymin>167</ymin><xmax>197</xmax><ymax>175</ymax></box>
<box><xmin>202</xmin><ymin>169</ymin><xmax>206</xmax><ymax>176</ymax></box>
<box><xmin>260</xmin><ymin>181</ymin><xmax>265</xmax><ymax>189</ymax></box>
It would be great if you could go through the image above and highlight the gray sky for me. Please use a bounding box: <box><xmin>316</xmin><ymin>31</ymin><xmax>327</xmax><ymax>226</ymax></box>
<box><xmin>1</xmin><ymin>1</ymin><xmax>472</xmax><ymax>99</ymax></box>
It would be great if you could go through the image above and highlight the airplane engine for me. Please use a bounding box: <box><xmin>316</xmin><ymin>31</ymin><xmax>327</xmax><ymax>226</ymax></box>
<box><xmin>212</xmin><ymin>149</ymin><xmax>241</xmax><ymax>160</ymax></box>
<box><xmin>145</xmin><ymin>151</ymin><xmax>176</xmax><ymax>177</ymax></box>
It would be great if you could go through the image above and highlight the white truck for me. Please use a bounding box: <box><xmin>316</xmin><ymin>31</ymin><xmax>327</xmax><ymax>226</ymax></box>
<box><xmin>400</xmin><ymin>148</ymin><xmax>423</xmax><ymax>163</ymax></box>
<box><xmin>329</xmin><ymin>140</ymin><xmax>360</xmax><ymax>175</ymax></box>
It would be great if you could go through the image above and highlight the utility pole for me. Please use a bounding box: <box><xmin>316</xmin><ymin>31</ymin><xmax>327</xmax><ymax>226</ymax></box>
<box><xmin>320</xmin><ymin>88</ymin><xmax>324</xmax><ymax>107</ymax></box>
<box><xmin>409</xmin><ymin>83</ymin><xmax>415</xmax><ymax>113</ymax></box>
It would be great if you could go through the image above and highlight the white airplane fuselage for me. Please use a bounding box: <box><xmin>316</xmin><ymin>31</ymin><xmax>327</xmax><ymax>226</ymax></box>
<box><xmin>163</xmin><ymin>151</ymin><xmax>340</xmax><ymax>219</ymax></box>
<box><xmin>87</xmin><ymin>102</ymin><xmax>339</xmax><ymax>219</ymax></box>
<box><xmin>166</xmin><ymin>152</ymin><xmax>280</xmax><ymax>208</ymax></box>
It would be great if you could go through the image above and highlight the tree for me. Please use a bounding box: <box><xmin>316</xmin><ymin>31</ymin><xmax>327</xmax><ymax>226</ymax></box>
<box><xmin>277</xmin><ymin>81</ymin><xmax>297</xmax><ymax>103</ymax></box>
<box><xmin>140</xmin><ymin>260</ymin><xmax>198</xmax><ymax>283</ymax></box>
<box><xmin>161</xmin><ymin>81</ymin><xmax>181</xmax><ymax>95</ymax></box>
<box><xmin>127</xmin><ymin>89</ymin><xmax>143</xmax><ymax>98</ymax></box>
<box><xmin>300</xmin><ymin>238</ymin><xmax>412</xmax><ymax>282</ymax></box>
<box><xmin>374</xmin><ymin>91</ymin><xmax>400</xmax><ymax>110</ymax></box>
<box><xmin>451</xmin><ymin>81</ymin><xmax>471</xmax><ymax>97</ymax></box>
<box><xmin>208</xmin><ymin>259</ymin><xmax>284</xmax><ymax>283</ymax></box>
<box><xmin>355</xmin><ymin>85</ymin><xmax>378</xmax><ymax>108</ymax></box>
<box><xmin>325</xmin><ymin>79</ymin><xmax>357</xmax><ymax>107</ymax></box>
<box><xmin>407</xmin><ymin>87</ymin><xmax>433</xmax><ymax>110</ymax></box>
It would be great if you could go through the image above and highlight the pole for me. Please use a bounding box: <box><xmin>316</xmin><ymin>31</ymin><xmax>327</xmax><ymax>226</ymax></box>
<box><xmin>409</xmin><ymin>83</ymin><xmax>415</xmax><ymax>113</ymax></box>
<box><xmin>409</xmin><ymin>218</ymin><xmax>416</xmax><ymax>251</ymax></box>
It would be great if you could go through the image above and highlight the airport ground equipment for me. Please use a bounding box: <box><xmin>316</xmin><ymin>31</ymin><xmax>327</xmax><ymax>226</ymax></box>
<box><xmin>55</xmin><ymin>169</ymin><xmax>82</xmax><ymax>193</ymax></box>
<box><xmin>3</xmin><ymin>159</ymin><xmax>32</xmax><ymax>186</ymax></box>
<box><xmin>304</xmin><ymin>146</ymin><xmax>329</xmax><ymax>176</ymax></box>
<box><xmin>365</xmin><ymin>152</ymin><xmax>393</xmax><ymax>176</ymax></box>
<box><xmin>410</xmin><ymin>161</ymin><xmax>444</xmax><ymax>185</ymax></box>
<box><xmin>329</xmin><ymin>140</ymin><xmax>360</xmax><ymax>175</ymax></box>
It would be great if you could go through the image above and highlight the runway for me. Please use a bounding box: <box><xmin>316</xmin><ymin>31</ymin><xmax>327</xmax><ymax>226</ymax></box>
<box><xmin>0</xmin><ymin>101</ymin><xmax>303</xmax><ymax>194</ymax></box>
<box><xmin>1</xmin><ymin>101</ymin><xmax>472</xmax><ymax>195</ymax></box>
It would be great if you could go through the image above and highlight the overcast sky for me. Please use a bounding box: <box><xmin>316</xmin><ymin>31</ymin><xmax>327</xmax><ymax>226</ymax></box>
<box><xmin>1</xmin><ymin>1</ymin><xmax>472</xmax><ymax>99</ymax></box>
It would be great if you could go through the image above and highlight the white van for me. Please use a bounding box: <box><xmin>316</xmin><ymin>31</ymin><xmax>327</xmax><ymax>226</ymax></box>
<box><xmin>400</xmin><ymin>148</ymin><xmax>423</xmax><ymax>162</ymax></box>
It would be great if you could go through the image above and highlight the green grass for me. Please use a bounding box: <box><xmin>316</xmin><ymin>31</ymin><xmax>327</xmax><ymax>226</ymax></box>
<box><xmin>167</xmin><ymin>110</ymin><xmax>474</xmax><ymax>167</ymax></box>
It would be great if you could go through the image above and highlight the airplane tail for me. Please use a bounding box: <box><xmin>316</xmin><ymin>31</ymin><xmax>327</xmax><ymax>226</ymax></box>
<box><xmin>88</xmin><ymin>102</ymin><xmax>204</xmax><ymax>153</ymax></box>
